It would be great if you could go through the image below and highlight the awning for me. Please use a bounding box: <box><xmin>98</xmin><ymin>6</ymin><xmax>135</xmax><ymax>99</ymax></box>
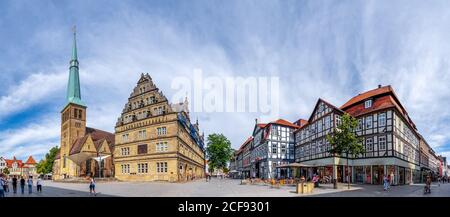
<box><xmin>276</xmin><ymin>163</ymin><xmax>312</xmax><ymax>168</ymax></box>
<box><xmin>228</xmin><ymin>170</ymin><xmax>238</xmax><ymax>173</ymax></box>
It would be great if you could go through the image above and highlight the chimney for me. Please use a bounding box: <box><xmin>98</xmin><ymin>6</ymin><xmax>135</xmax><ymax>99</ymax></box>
<box><xmin>378</xmin><ymin>84</ymin><xmax>382</xmax><ymax>88</ymax></box>
<box><xmin>255</xmin><ymin>118</ymin><xmax>258</xmax><ymax>124</ymax></box>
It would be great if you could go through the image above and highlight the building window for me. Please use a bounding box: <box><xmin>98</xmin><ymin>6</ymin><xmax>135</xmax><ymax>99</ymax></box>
<box><xmin>317</xmin><ymin>119</ymin><xmax>323</xmax><ymax>132</ymax></box>
<box><xmin>121</xmin><ymin>164</ymin><xmax>130</xmax><ymax>174</ymax></box>
<box><xmin>366</xmin><ymin>138</ymin><xmax>373</xmax><ymax>151</ymax></box>
<box><xmin>336</xmin><ymin>115</ymin><xmax>342</xmax><ymax>126</ymax></box>
<box><xmin>121</xmin><ymin>147</ymin><xmax>130</xmax><ymax>156</ymax></box>
<box><xmin>138</xmin><ymin>130</ymin><xmax>147</xmax><ymax>139</ymax></box>
<box><xmin>366</xmin><ymin>116</ymin><xmax>373</xmax><ymax>129</ymax></box>
<box><xmin>137</xmin><ymin>144</ymin><xmax>148</xmax><ymax>154</ymax></box>
<box><xmin>365</xmin><ymin>100</ymin><xmax>372</xmax><ymax>108</ymax></box>
<box><xmin>324</xmin><ymin>116</ymin><xmax>331</xmax><ymax>129</ymax></box>
<box><xmin>138</xmin><ymin>163</ymin><xmax>148</xmax><ymax>173</ymax></box>
<box><xmin>157</xmin><ymin>162</ymin><xmax>168</xmax><ymax>173</ymax></box>
<box><xmin>379</xmin><ymin>136</ymin><xmax>386</xmax><ymax>150</ymax></box>
<box><xmin>378</xmin><ymin>113</ymin><xmax>386</xmax><ymax>127</ymax></box>
<box><xmin>281</xmin><ymin>144</ymin><xmax>286</xmax><ymax>154</ymax></box>
<box><xmin>272</xmin><ymin>143</ymin><xmax>277</xmax><ymax>154</ymax></box>
<box><xmin>356</xmin><ymin>119</ymin><xmax>362</xmax><ymax>130</ymax></box>
<box><xmin>122</xmin><ymin>134</ymin><xmax>129</xmax><ymax>142</ymax></box>
<box><xmin>156</xmin><ymin>142</ymin><xmax>168</xmax><ymax>152</ymax></box>
<box><xmin>149</xmin><ymin>96</ymin><xmax>155</xmax><ymax>104</ymax></box>
<box><xmin>157</xmin><ymin>127</ymin><xmax>167</xmax><ymax>136</ymax></box>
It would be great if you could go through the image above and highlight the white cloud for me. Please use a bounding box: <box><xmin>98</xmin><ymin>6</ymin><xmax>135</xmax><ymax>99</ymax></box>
<box><xmin>0</xmin><ymin>116</ymin><xmax>60</xmax><ymax>159</ymax></box>
<box><xmin>1</xmin><ymin>1</ymin><xmax>450</xmax><ymax>160</ymax></box>
<box><xmin>0</xmin><ymin>71</ymin><xmax>66</xmax><ymax>120</ymax></box>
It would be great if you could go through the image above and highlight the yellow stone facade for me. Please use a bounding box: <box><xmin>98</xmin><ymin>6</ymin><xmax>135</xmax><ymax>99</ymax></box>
<box><xmin>114</xmin><ymin>73</ymin><xmax>205</xmax><ymax>182</ymax></box>
<box><xmin>54</xmin><ymin>104</ymin><xmax>87</xmax><ymax>179</ymax></box>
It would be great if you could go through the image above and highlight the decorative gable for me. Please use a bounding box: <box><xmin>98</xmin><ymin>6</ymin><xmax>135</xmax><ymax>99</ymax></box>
<box><xmin>81</xmin><ymin>136</ymin><xmax>97</xmax><ymax>153</ymax></box>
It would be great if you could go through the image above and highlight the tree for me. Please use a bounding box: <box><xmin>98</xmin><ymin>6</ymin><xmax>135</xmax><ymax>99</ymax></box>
<box><xmin>326</xmin><ymin>113</ymin><xmax>364</xmax><ymax>189</ymax></box>
<box><xmin>206</xmin><ymin>134</ymin><xmax>233</xmax><ymax>174</ymax></box>
<box><xmin>2</xmin><ymin>167</ymin><xmax>9</xmax><ymax>175</ymax></box>
<box><xmin>37</xmin><ymin>146</ymin><xmax>60</xmax><ymax>174</ymax></box>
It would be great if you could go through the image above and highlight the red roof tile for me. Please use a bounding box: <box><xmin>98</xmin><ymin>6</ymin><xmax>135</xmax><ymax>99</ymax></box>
<box><xmin>340</xmin><ymin>85</ymin><xmax>394</xmax><ymax>110</ymax></box>
<box><xmin>269</xmin><ymin>119</ymin><xmax>300</xmax><ymax>129</ymax></box>
<box><xmin>25</xmin><ymin>156</ymin><xmax>37</xmax><ymax>165</ymax></box>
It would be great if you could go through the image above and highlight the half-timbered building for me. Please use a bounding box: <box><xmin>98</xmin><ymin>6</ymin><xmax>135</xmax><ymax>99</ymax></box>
<box><xmin>251</xmin><ymin>119</ymin><xmax>299</xmax><ymax>179</ymax></box>
<box><xmin>295</xmin><ymin>85</ymin><xmax>424</xmax><ymax>185</ymax></box>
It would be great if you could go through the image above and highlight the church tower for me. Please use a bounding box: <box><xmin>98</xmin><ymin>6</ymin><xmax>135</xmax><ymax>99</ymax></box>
<box><xmin>60</xmin><ymin>26</ymin><xmax>87</xmax><ymax>178</ymax></box>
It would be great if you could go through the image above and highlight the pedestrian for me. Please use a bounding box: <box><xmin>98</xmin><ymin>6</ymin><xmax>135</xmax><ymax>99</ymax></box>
<box><xmin>0</xmin><ymin>175</ymin><xmax>5</xmax><ymax>198</ymax></box>
<box><xmin>27</xmin><ymin>176</ymin><xmax>33</xmax><ymax>194</ymax></box>
<box><xmin>390</xmin><ymin>172</ymin><xmax>395</xmax><ymax>186</ymax></box>
<box><xmin>425</xmin><ymin>175</ymin><xmax>432</xmax><ymax>194</ymax></box>
<box><xmin>36</xmin><ymin>177</ymin><xmax>42</xmax><ymax>193</ymax></box>
<box><xmin>383</xmin><ymin>175</ymin><xmax>389</xmax><ymax>191</ymax></box>
<box><xmin>20</xmin><ymin>176</ymin><xmax>25</xmax><ymax>194</ymax></box>
<box><xmin>12</xmin><ymin>176</ymin><xmax>17</xmax><ymax>194</ymax></box>
<box><xmin>89</xmin><ymin>177</ymin><xmax>96</xmax><ymax>196</ymax></box>
<box><xmin>3</xmin><ymin>176</ymin><xmax>9</xmax><ymax>193</ymax></box>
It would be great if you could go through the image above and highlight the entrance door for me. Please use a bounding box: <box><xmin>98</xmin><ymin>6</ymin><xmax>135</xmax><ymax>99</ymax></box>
<box><xmin>372</xmin><ymin>165</ymin><xmax>384</xmax><ymax>185</ymax></box>
<box><xmin>255</xmin><ymin>163</ymin><xmax>260</xmax><ymax>178</ymax></box>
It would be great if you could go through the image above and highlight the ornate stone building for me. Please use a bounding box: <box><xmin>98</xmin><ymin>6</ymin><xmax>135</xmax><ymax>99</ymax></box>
<box><xmin>53</xmin><ymin>29</ymin><xmax>115</xmax><ymax>180</ymax></box>
<box><xmin>114</xmin><ymin>74</ymin><xmax>205</xmax><ymax>182</ymax></box>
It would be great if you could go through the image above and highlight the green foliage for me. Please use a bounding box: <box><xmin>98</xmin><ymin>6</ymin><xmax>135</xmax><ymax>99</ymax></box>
<box><xmin>37</xmin><ymin>146</ymin><xmax>60</xmax><ymax>174</ymax></box>
<box><xmin>223</xmin><ymin>167</ymin><xmax>230</xmax><ymax>173</ymax></box>
<box><xmin>326</xmin><ymin>113</ymin><xmax>364</xmax><ymax>157</ymax></box>
<box><xmin>206</xmin><ymin>133</ymin><xmax>233</xmax><ymax>171</ymax></box>
<box><xmin>2</xmin><ymin>167</ymin><xmax>10</xmax><ymax>175</ymax></box>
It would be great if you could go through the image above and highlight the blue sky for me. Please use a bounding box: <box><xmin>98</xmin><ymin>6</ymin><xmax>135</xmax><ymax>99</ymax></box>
<box><xmin>1</xmin><ymin>0</ymin><xmax>450</xmax><ymax>161</ymax></box>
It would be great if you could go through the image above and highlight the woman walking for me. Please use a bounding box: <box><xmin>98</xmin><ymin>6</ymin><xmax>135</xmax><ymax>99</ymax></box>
<box><xmin>89</xmin><ymin>177</ymin><xmax>96</xmax><ymax>196</ymax></box>
<box><xmin>27</xmin><ymin>176</ymin><xmax>33</xmax><ymax>194</ymax></box>
<box><xmin>383</xmin><ymin>175</ymin><xmax>389</xmax><ymax>191</ymax></box>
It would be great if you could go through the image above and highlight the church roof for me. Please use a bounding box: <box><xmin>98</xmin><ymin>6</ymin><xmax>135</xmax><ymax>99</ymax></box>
<box><xmin>68</xmin><ymin>127</ymin><xmax>115</xmax><ymax>155</ymax></box>
<box><xmin>66</xmin><ymin>26</ymin><xmax>85</xmax><ymax>107</ymax></box>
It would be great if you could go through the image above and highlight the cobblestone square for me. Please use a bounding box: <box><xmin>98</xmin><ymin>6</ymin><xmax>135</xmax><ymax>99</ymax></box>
<box><xmin>2</xmin><ymin>178</ymin><xmax>449</xmax><ymax>197</ymax></box>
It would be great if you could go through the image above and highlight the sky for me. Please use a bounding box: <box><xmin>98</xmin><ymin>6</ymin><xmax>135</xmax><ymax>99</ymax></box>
<box><xmin>1</xmin><ymin>0</ymin><xmax>450</xmax><ymax>161</ymax></box>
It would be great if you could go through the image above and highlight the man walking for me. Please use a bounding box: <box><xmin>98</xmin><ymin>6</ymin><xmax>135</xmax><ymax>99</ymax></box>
<box><xmin>20</xmin><ymin>176</ymin><xmax>25</xmax><ymax>194</ymax></box>
<box><xmin>36</xmin><ymin>177</ymin><xmax>42</xmax><ymax>193</ymax></box>
<box><xmin>12</xmin><ymin>176</ymin><xmax>18</xmax><ymax>194</ymax></box>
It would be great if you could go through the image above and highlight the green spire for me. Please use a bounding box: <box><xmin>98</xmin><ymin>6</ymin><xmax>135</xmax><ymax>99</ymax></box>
<box><xmin>66</xmin><ymin>26</ymin><xmax>86</xmax><ymax>107</ymax></box>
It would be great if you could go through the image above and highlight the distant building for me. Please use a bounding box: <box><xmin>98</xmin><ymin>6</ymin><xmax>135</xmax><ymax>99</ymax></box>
<box><xmin>251</xmin><ymin>119</ymin><xmax>299</xmax><ymax>179</ymax></box>
<box><xmin>1</xmin><ymin>156</ymin><xmax>37</xmax><ymax>178</ymax></box>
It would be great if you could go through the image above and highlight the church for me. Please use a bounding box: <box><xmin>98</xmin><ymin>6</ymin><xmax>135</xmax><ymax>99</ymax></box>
<box><xmin>53</xmin><ymin>29</ymin><xmax>115</xmax><ymax>180</ymax></box>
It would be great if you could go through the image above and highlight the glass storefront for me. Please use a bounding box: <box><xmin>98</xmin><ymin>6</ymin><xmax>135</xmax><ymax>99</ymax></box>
<box><xmin>372</xmin><ymin>165</ymin><xmax>384</xmax><ymax>185</ymax></box>
<box><xmin>405</xmin><ymin>168</ymin><xmax>411</xmax><ymax>184</ymax></box>
<box><xmin>365</xmin><ymin>166</ymin><xmax>372</xmax><ymax>184</ymax></box>
<box><xmin>387</xmin><ymin>165</ymin><xmax>396</xmax><ymax>185</ymax></box>
<box><xmin>355</xmin><ymin>166</ymin><xmax>364</xmax><ymax>183</ymax></box>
